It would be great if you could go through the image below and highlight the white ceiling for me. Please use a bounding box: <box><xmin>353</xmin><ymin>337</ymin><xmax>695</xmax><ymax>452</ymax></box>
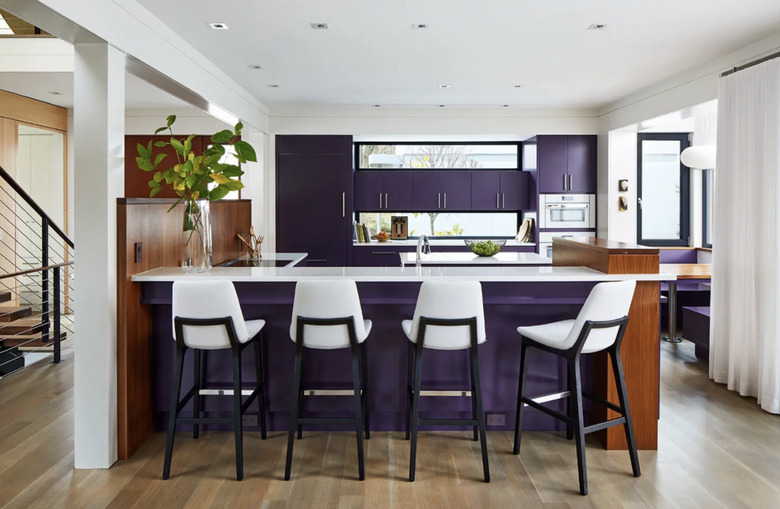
<box><xmin>137</xmin><ymin>0</ymin><xmax>780</xmax><ymax>109</ymax></box>
<box><xmin>0</xmin><ymin>70</ymin><xmax>191</xmax><ymax>109</ymax></box>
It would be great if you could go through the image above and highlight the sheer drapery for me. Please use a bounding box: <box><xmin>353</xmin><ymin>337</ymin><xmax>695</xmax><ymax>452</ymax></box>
<box><xmin>711</xmin><ymin>58</ymin><xmax>780</xmax><ymax>414</ymax></box>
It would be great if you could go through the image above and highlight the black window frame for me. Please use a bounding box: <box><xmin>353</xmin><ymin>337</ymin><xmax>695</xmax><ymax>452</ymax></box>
<box><xmin>637</xmin><ymin>133</ymin><xmax>691</xmax><ymax>246</ymax></box>
<box><xmin>354</xmin><ymin>141</ymin><xmax>521</xmax><ymax>171</ymax></box>
<box><xmin>702</xmin><ymin>168</ymin><xmax>712</xmax><ymax>248</ymax></box>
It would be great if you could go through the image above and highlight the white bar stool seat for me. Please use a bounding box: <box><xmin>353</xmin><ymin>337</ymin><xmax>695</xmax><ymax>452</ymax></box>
<box><xmin>403</xmin><ymin>280</ymin><xmax>490</xmax><ymax>482</ymax></box>
<box><xmin>163</xmin><ymin>280</ymin><xmax>267</xmax><ymax>481</ymax></box>
<box><xmin>513</xmin><ymin>280</ymin><xmax>640</xmax><ymax>495</ymax></box>
<box><xmin>284</xmin><ymin>279</ymin><xmax>371</xmax><ymax>481</ymax></box>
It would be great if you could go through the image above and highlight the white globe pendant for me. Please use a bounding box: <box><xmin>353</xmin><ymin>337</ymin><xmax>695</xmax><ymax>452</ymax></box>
<box><xmin>680</xmin><ymin>145</ymin><xmax>716</xmax><ymax>169</ymax></box>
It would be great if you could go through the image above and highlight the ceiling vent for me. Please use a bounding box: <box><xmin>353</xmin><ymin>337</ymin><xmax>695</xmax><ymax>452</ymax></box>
<box><xmin>587</xmin><ymin>23</ymin><xmax>607</xmax><ymax>30</ymax></box>
<box><xmin>412</xmin><ymin>24</ymin><xmax>429</xmax><ymax>30</ymax></box>
<box><xmin>208</xmin><ymin>22</ymin><xmax>229</xmax><ymax>30</ymax></box>
<box><xmin>311</xmin><ymin>23</ymin><xmax>329</xmax><ymax>30</ymax></box>
<box><xmin>248</xmin><ymin>65</ymin><xmax>263</xmax><ymax>70</ymax></box>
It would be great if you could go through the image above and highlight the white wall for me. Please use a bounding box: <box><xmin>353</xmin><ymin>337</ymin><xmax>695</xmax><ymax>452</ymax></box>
<box><xmin>125</xmin><ymin>108</ymin><xmax>232</xmax><ymax>135</ymax></box>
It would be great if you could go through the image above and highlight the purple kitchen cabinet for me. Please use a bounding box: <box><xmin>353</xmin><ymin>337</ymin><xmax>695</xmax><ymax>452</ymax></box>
<box><xmin>354</xmin><ymin>171</ymin><xmax>384</xmax><ymax>211</ymax></box>
<box><xmin>538</xmin><ymin>135</ymin><xmax>569</xmax><ymax>193</ymax></box>
<box><xmin>383</xmin><ymin>171</ymin><xmax>414</xmax><ymax>211</ymax></box>
<box><xmin>470</xmin><ymin>171</ymin><xmax>502</xmax><ymax>210</ymax></box>
<box><xmin>538</xmin><ymin>135</ymin><xmax>597</xmax><ymax>194</ymax></box>
<box><xmin>440</xmin><ymin>171</ymin><xmax>472</xmax><ymax>210</ymax></box>
<box><xmin>567</xmin><ymin>135</ymin><xmax>597</xmax><ymax>194</ymax></box>
<box><xmin>412</xmin><ymin>171</ymin><xmax>442</xmax><ymax>211</ymax></box>
<box><xmin>500</xmin><ymin>171</ymin><xmax>530</xmax><ymax>210</ymax></box>
<box><xmin>276</xmin><ymin>135</ymin><xmax>353</xmax><ymax>266</ymax></box>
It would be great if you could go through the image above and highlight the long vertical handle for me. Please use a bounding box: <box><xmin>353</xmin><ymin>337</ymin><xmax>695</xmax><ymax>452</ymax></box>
<box><xmin>438</xmin><ymin>193</ymin><xmax>441</xmax><ymax>209</ymax></box>
<box><xmin>379</xmin><ymin>193</ymin><xmax>383</xmax><ymax>209</ymax></box>
<box><xmin>444</xmin><ymin>193</ymin><xmax>447</xmax><ymax>209</ymax></box>
<box><xmin>385</xmin><ymin>192</ymin><xmax>388</xmax><ymax>209</ymax></box>
<box><xmin>563</xmin><ymin>174</ymin><xmax>567</xmax><ymax>191</ymax></box>
<box><xmin>342</xmin><ymin>192</ymin><xmax>346</xmax><ymax>218</ymax></box>
<box><xmin>569</xmin><ymin>174</ymin><xmax>573</xmax><ymax>191</ymax></box>
<box><xmin>502</xmin><ymin>193</ymin><xmax>505</xmax><ymax>209</ymax></box>
<box><xmin>496</xmin><ymin>193</ymin><xmax>499</xmax><ymax>209</ymax></box>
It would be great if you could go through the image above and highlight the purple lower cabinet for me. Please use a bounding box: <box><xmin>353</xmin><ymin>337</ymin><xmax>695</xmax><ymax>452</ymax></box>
<box><xmin>143</xmin><ymin>280</ymin><xmax>596</xmax><ymax>433</ymax></box>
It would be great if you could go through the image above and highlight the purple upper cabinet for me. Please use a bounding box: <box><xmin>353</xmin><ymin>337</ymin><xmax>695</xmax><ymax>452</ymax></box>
<box><xmin>470</xmin><ymin>171</ymin><xmax>502</xmax><ymax>211</ymax></box>
<box><xmin>412</xmin><ymin>171</ymin><xmax>442</xmax><ymax>211</ymax></box>
<box><xmin>537</xmin><ymin>135</ymin><xmax>569</xmax><ymax>194</ymax></box>
<box><xmin>440</xmin><ymin>171</ymin><xmax>472</xmax><ymax>210</ymax></box>
<box><xmin>500</xmin><ymin>171</ymin><xmax>530</xmax><ymax>210</ymax></box>
<box><xmin>383</xmin><ymin>171</ymin><xmax>415</xmax><ymax>211</ymax></box>
<box><xmin>567</xmin><ymin>135</ymin><xmax>597</xmax><ymax>194</ymax></box>
<box><xmin>354</xmin><ymin>171</ymin><xmax>384</xmax><ymax>210</ymax></box>
<box><xmin>276</xmin><ymin>135</ymin><xmax>353</xmax><ymax>267</ymax></box>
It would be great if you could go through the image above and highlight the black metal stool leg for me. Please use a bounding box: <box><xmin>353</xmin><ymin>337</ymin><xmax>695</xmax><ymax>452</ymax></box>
<box><xmin>351</xmin><ymin>343</ymin><xmax>366</xmax><ymax>481</ymax></box>
<box><xmin>405</xmin><ymin>341</ymin><xmax>414</xmax><ymax>440</ymax></box>
<box><xmin>253</xmin><ymin>337</ymin><xmax>267</xmax><ymax>440</ymax></box>
<box><xmin>409</xmin><ymin>344</ymin><xmax>423</xmax><ymax>482</ymax></box>
<box><xmin>163</xmin><ymin>344</ymin><xmax>186</xmax><ymax>480</ymax></box>
<box><xmin>470</xmin><ymin>364</ymin><xmax>479</xmax><ymax>442</ymax></box>
<box><xmin>611</xmin><ymin>348</ymin><xmax>641</xmax><ymax>478</ymax></box>
<box><xmin>513</xmin><ymin>342</ymin><xmax>528</xmax><ymax>455</ymax></box>
<box><xmin>193</xmin><ymin>349</ymin><xmax>201</xmax><ymax>439</ymax></box>
<box><xmin>566</xmin><ymin>358</ymin><xmax>574</xmax><ymax>440</ymax></box>
<box><xmin>360</xmin><ymin>341</ymin><xmax>370</xmax><ymax>439</ymax></box>
<box><xmin>232</xmin><ymin>348</ymin><xmax>244</xmax><ymax>481</ymax></box>
<box><xmin>284</xmin><ymin>343</ymin><xmax>303</xmax><ymax>480</ymax></box>
<box><xmin>569</xmin><ymin>356</ymin><xmax>587</xmax><ymax>495</ymax></box>
<box><xmin>469</xmin><ymin>343</ymin><xmax>490</xmax><ymax>483</ymax></box>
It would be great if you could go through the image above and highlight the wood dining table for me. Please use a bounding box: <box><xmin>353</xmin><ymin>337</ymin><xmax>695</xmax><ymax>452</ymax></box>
<box><xmin>660</xmin><ymin>263</ymin><xmax>712</xmax><ymax>343</ymax></box>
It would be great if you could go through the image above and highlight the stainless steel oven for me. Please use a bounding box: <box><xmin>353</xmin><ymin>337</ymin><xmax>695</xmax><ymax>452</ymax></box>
<box><xmin>538</xmin><ymin>231</ymin><xmax>595</xmax><ymax>258</ymax></box>
<box><xmin>539</xmin><ymin>194</ymin><xmax>596</xmax><ymax>229</ymax></box>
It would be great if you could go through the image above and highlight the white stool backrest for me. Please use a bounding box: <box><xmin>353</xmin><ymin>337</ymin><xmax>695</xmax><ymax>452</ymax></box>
<box><xmin>565</xmin><ymin>280</ymin><xmax>636</xmax><ymax>352</ymax></box>
<box><xmin>410</xmin><ymin>280</ymin><xmax>486</xmax><ymax>349</ymax></box>
<box><xmin>290</xmin><ymin>280</ymin><xmax>368</xmax><ymax>348</ymax></box>
<box><xmin>172</xmin><ymin>280</ymin><xmax>250</xmax><ymax>350</ymax></box>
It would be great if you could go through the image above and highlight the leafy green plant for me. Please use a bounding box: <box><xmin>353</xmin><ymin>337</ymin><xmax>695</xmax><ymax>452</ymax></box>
<box><xmin>135</xmin><ymin>115</ymin><xmax>257</xmax><ymax>213</ymax></box>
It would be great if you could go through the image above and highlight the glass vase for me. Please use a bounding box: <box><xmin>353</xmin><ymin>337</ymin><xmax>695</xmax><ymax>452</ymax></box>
<box><xmin>182</xmin><ymin>199</ymin><xmax>212</xmax><ymax>272</ymax></box>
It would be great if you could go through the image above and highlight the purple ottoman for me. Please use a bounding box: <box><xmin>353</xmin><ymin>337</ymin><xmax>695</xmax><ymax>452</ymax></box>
<box><xmin>682</xmin><ymin>306</ymin><xmax>710</xmax><ymax>361</ymax></box>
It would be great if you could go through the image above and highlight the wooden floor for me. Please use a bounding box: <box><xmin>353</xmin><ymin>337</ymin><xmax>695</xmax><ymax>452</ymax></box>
<box><xmin>1</xmin><ymin>342</ymin><xmax>779</xmax><ymax>509</ymax></box>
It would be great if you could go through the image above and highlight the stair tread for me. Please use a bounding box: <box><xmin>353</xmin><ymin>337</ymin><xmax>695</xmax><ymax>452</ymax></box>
<box><xmin>0</xmin><ymin>291</ymin><xmax>10</xmax><ymax>303</ymax></box>
<box><xmin>0</xmin><ymin>306</ymin><xmax>33</xmax><ymax>322</ymax></box>
<box><xmin>1</xmin><ymin>332</ymin><xmax>67</xmax><ymax>347</ymax></box>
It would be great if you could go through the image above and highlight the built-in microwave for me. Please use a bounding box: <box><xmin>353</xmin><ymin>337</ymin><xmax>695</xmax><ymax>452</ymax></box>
<box><xmin>538</xmin><ymin>231</ymin><xmax>596</xmax><ymax>258</ymax></box>
<box><xmin>539</xmin><ymin>194</ymin><xmax>596</xmax><ymax>229</ymax></box>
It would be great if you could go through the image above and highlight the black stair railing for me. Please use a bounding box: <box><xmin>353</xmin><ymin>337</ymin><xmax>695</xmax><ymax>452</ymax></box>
<box><xmin>0</xmin><ymin>164</ymin><xmax>74</xmax><ymax>375</ymax></box>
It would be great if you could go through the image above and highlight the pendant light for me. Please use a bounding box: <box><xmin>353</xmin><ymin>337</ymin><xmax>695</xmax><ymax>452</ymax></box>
<box><xmin>680</xmin><ymin>144</ymin><xmax>716</xmax><ymax>169</ymax></box>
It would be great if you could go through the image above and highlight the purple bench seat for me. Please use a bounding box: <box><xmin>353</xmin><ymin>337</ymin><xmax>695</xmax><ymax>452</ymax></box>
<box><xmin>682</xmin><ymin>306</ymin><xmax>710</xmax><ymax>361</ymax></box>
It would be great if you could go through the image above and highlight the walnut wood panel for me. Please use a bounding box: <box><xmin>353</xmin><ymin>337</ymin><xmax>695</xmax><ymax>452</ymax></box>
<box><xmin>0</xmin><ymin>119</ymin><xmax>18</xmax><ymax>305</ymax></box>
<box><xmin>117</xmin><ymin>199</ymin><xmax>251</xmax><ymax>459</ymax></box>
<box><xmin>552</xmin><ymin>237</ymin><xmax>661</xmax><ymax>450</ymax></box>
<box><xmin>124</xmin><ymin>136</ymin><xmax>205</xmax><ymax>199</ymax></box>
<box><xmin>0</xmin><ymin>90</ymin><xmax>68</xmax><ymax>132</ymax></box>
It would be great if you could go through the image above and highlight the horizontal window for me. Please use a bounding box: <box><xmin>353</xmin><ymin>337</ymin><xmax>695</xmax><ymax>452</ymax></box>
<box><xmin>356</xmin><ymin>143</ymin><xmax>518</xmax><ymax>170</ymax></box>
<box><xmin>357</xmin><ymin>212</ymin><xmax>518</xmax><ymax>238</ymax></box>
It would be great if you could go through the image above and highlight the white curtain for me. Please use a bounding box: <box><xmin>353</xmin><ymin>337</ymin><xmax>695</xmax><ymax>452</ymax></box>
<box><xmin>711</xmin><ymin>58</ymin><xmax>780</xmax><ymax>414</ymax></box>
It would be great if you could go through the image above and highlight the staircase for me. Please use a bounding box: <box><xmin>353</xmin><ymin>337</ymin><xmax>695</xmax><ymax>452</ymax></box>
<box><xmin>0</xmin><ymin>165</ymin><xmax>74</xmax><ymax>377</ymax></box>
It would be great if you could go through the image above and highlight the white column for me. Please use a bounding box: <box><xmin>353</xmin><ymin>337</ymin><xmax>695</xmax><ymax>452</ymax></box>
<box><xmin>73</xmin><ymin>43</ymin><xmax>124</xmax><ymax>469</ymax></box>
<box><xmin>238</xmin><ymin>131</ymin><xmax>266</xmax><ymax>246</ymax></box>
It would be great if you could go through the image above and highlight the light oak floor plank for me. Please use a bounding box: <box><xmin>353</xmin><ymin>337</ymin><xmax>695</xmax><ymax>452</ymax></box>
<box><xmin>1</xmin><ymin>342</ymin><xmax>779</xmax><ymax>508</ymax></box>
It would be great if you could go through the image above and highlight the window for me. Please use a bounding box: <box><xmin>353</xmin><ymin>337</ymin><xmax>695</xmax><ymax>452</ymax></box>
<box><xmin>356</xmin><ymin>143</ymin><xmax>518</xmax><ymax>170</ymax></box>
<box><xmin>637</xmin><ymin>133</ymin><xmax>690</xmax><ymax>246</ymax></box>
<box><xmin>702</xmin><ymin>169</ymin><xmax>713</xmax><ymax>247</ymax></box>
<box><xmin>357</xmin><ymin>212</ymin><xmax>518</xmax><ymax>238</ymax></box>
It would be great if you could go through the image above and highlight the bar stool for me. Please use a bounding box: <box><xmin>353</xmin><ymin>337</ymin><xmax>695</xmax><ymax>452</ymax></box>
<box><xmin>284</xmin><ymin>279</ymin><xmax>371</xmax><ymax>481</ymax></box>
<box><xmin>513</xmin><ymin>280</ymin><xmax>640</xmax><ymax>495</ymax></box>
<box><xmin>402</xmin><ymin>280</ymin><xmax>490</xmax><ymax>483</ymax></box>
<box><xmin>163</xmin><ymin>280</ymin><xmax>267</xmax><ymax>481</ymax></box>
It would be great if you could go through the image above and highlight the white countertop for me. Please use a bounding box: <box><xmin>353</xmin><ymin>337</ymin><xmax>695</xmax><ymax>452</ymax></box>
<box><xmin>354</xmin><ymin>239</ymin><xmax>535</xmax><ymax>247</ymax></box>
<box><xmin>219</xmin><ymin>252</ymin><xmax>307</xmax><ymax>267</ymax></box>
<box><xmin>400</xmin><ymin>251</ymin><xmax>551</xmax><ymax>265</ymax></box>
<box><xmin>132</xmin><ymin>265</ymin><xmax>676</xmax><ymax>283</ymax></box>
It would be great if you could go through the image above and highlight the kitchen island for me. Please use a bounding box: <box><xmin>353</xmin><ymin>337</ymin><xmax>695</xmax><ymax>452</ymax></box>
<box><xmin>123</xmin><ymin>238</ymin><xmax>670</xmax><ymax>459</ymax></box>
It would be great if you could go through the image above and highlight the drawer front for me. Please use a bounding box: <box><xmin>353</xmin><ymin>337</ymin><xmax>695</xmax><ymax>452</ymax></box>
<box><xmin>352</xmin><ymin>247</ymin><xmax>410</xmax><ymax>266</ymax></box>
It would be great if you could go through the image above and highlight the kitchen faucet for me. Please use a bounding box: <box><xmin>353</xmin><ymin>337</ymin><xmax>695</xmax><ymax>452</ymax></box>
<box><xmin>416</xmin><ymin>235</ymin><xmax>431</xmax><ymax>266</ymax></box>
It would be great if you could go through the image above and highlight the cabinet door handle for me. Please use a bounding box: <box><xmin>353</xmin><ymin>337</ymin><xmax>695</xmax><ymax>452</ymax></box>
<box><xmin>496</xmin><ymin>193</ymin><xmax>500</xmax><ymax>209</ymax></box>
<box><xmin>438</xmin><ymin>193</ymin><xmax>441</xmax><ymax>209</ymax></box>
<box><xmin>502</xmin><ymin>193</ymin><xmax>505</xmax><ymax>209</ymax></box>
<box><xmin>563</xmin><ymin>174</ymin><xmax>567</xmax><ymax>191</ymax></box>
<box><xmin>385</xmin><ymin>192</ymin><xmax>388</xmax><ymax>209</ymax></box>
<box><xmin>569</xmin><ymin>174</ymin><xmax>573</xmax><ymax>191</ymax></box>
<box><xmin>444</xmin><ymin>192</ymin><xmax>447</xmax><ymax>209</ymax></box>
<box><xmin>371</xmin><ymin>251</ymin><xmax>397</xmax><ymax>255</ymax></box>
<box><xmin>342</xmin><ymin>192</ymin><xmax>346</xmax><ymax>217</ymax></box>
<box><xmin>379</xmin><ymin>193</ymin><xmax>383</xmax><ymax>209</ymax></box>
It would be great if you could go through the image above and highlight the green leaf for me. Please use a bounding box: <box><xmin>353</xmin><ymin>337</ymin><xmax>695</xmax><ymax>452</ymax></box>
<box><xmin>166</xmin><ymin>115</ymin><xmax>176</xmax><ymax>127</ymax></box>
<box><xmin>209</xmin><ymin>185</ymin><xmax>230</xmax><ymax>201</ymax></box>
<box><xmin>222</xmin><ymin>179</ymin><xmax>244</xmax><ymax>191</ymax></box>
<box><xmin>154</xmin><ymin>141</ymin><xmax>168</xmax><ymax>148</ymax></box>
<box><xmin>136</xmin><ymin>143</ymin><xmax>148</xmax><ymax>159</ymax></box>
<box><xmin>170</xmin><ymin>138</ymin><xmax>186</xmax><ymax>156</ymax></box>
<box><xmin>184</xmin><ymin>138</ymin><xmax>192</xmax><ymax>157</ymax></box>
<box><xmin>186</xmin><ymin>134</ymin><xmax>197</xmax><ymax>143</ymax></box>
<box><xmin>147</xmin><ymin>141</ymin><xmax>153</xmax><ymax>159</ymax></box>
<box><xmin>150</xmin><ymin>188</ymin><xmax>160</xmax><ymax>198</ymax></box>
<box><xmin>153</xmin><ymin>153</ymin><xmax>167</xmax><ymax>168</ymax></box>
<box><xmin>136</xmin><ymin>157</ymin><xmax>154</xmax><ymax>172</ymax></box>
<box><xmin>154</xmin><ymin>126</ymin><xmax>168</xmax><ymax>135</ymax></box>
<box><xmin>181</xmin><ymin>159</ymin><xmax>194</xmax><ymax>174</ymax></box>
<box><xmin>185</xmin><ymin>174</ymin><xmax>198</xmax><ymax>189</ymax></box>
<box><xmin>153</xmin><ymin>172</ymin><xmax>163</xmax><ymax>183</ymax></box>
<box><xmin>234</xmin><ymin>122</ymin><xmax>243</xmax><ymax>136</ymax></box>
<box><xmin>148</xmin><ymin>180</ymin><xmax>160</xmax><ymax>188</ymax></box>
<box><xmin>234</xmin><ymin>140</ymin><xmax>257</xmax><ymax>163</ymax></box>
<box><xmin>221</xmin><ymin>165</ymin><xmax>244</xmax><ymax>178</ymax></box>
<box><xmin>211</xmin><ymin>173</ymin><xmax>231</xmax><ymax>185</ymax></box>
<box><xmin>211</xmin><ymin>129</ymin><xmax>233</xmax><ymax>144</ymax></box>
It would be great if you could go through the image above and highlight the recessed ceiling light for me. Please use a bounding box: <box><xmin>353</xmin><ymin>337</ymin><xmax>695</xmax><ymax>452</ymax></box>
<box><xmin>438</xmin><ymin>84</ymin><xmax>450</xmax><ymax>89</ymax></box>
<box><xmin>512</xmin><ymin>84</ymin><xmax>523</xmax><ymax>88</ymax></box>
<box><xmin>587</xmin><ymin>23</ymin><xmax>607</xmax><ymax>30</ymax></box>
<box><xmin>412</xmin><ymin>23</ymin><xmax>429</xmax><ymax>30</ymax></box>
<box><xmin>48</xmin><ymin>91</ymin><xmax>62</xmax><ymax>95</ymax></box>
<box><xmin>310</xmin><ymin>23</ymin><xmax>329</xmax><ymax>30</ymax></box>
<box><xmin>208</xmin><ymin>22</ymin><xmax>229</xmax><ymax>30</ymax></box>
<box><xmin>503</xmin><ymin>104</ymin><xmax>509</xmax><ymax>108</ymax></box>
<box><xmin>268</xmin><ymin>84</ymin><xmax>280</xmax><ymax>88</ymax></box>
<box><xmin>248</xmin><ymin>65</ymin><xmax>263</xmax><ymax>70</ymax></box>
<box><xmin>438</xmin><ymin>104</ymin><xmax>445</xmax><ymax>108</ymax></box>
<box><xmin>373</xmin><ymin>104</ymin><xmax>381</xmax><ymax>108</ymax></box>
